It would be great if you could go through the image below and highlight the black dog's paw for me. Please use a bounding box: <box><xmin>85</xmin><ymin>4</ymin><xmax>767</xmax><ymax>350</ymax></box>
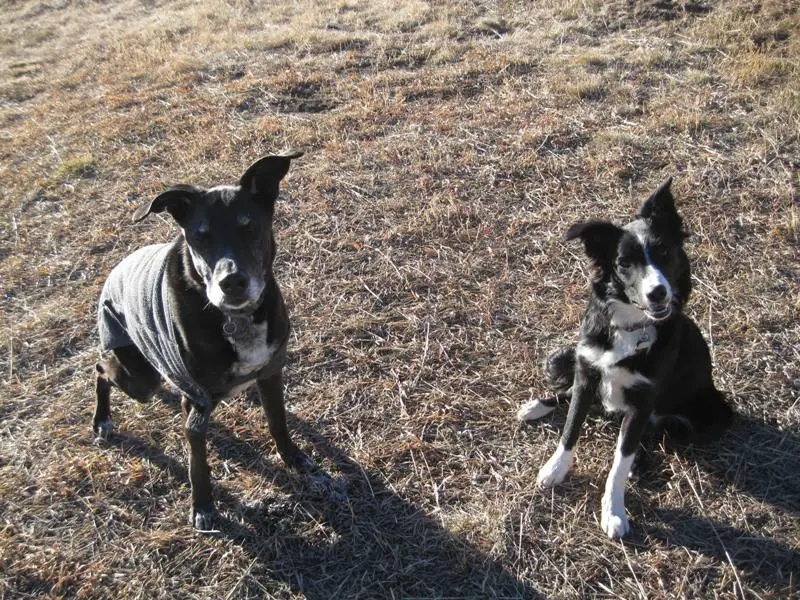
<box><xmin>281</xmin><ymin>446</ymin><xmax>315</xmax><ymax>472</ymax></box>
<box><xmin>191</xmin><ymin>504</ymin><xmax>218</xmax><ymax>533</ymax></box>
<box><xmin>92</xmin><ymin>419</ymin><xmax>114</xmax><ymax>443</ymax></box>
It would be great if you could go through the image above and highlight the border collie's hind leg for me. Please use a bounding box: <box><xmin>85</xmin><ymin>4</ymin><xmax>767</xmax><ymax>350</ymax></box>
<box><xmin>93</xmin><ymin>345</ymin><xmax>161</xmax><ymax>441</ymax></box>
<box><xmin>517</xmin><ymin>346</ymin><xmax>575</xmax><ymax>422</ymax></box>
<box><xmin>673</xmin><ymin>387</ymin><xmax>733</xmax><ymax>443</ymax></box>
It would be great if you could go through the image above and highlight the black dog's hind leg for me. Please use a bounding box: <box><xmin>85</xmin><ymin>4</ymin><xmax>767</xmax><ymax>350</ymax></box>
<box><xmin>94</xmin><ymin>364</ymin><xmax>114</xmax><ymax>441</ymax></box>
<box><xmin>537</xmin><ymin>359</ymin><xmax>601</xmax><ymax>486</ymax></box>
<box><xmin>257</xmin><ymin>370</ymin><xmax>311</xmax><ymax>470</ymax></box>
<box><xmin>182</xmin><ymin>397</ymin><xmax>215</xmax><ymax>531</ymax></box>
<box><xmin>93</xmin><ymin>345</ymin><xmax>161</xmax><ymax>440</ymax></box>
<box><xmin>601</xmin><ymin>385</ymin><xmax>652</xmax><ymax>539</ymax></box>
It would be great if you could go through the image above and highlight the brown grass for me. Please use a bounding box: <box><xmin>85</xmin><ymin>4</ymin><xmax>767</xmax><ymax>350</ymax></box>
<box><xmin>1</xmin><ymin>0</ymin><xmax>798</xmax><ymax>598</ymax></box>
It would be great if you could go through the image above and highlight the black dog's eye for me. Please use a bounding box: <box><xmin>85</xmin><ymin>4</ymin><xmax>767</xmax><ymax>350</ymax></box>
<box><xmin>617</xmin><ymin>258</ymin><xmax>632</xmax><ymax>269</ymax></box>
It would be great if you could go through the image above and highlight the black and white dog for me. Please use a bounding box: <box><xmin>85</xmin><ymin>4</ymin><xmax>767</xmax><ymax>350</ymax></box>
<box><xmin>517</xmin><ymin>178</ymin><xmax>732</xmax><ymax>539</ymax></box>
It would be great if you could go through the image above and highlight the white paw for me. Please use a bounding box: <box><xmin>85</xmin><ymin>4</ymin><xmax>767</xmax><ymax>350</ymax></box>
<box><xmin>601</xmin><ymin>498</ymin><xmax>630</xmax><ymax>539</ymax></box>
<box><xmin>191</xmin><ymin>506</ymin><xmax>218</xmax><ymax>533</ymax></box>
<box><xmin>517</xmin><ymin>399</ymin><xmax>556</xmax><ymax>422</ymax></box>
<box><xmin>93</xmin><ymin>419</ymin><xmax>113</xmax><ymax>443</ymax></box>
<box><xmin>537</xmin><ymin>445</ymin><xmax>573</xmax><ymax>488</ymax></box>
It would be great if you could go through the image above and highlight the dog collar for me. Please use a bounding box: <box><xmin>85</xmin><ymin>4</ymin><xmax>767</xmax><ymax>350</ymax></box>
<box><xmin>634</xmin><ymin>330</ymin><xmax>652</xmax><ymax>352</ymax></box>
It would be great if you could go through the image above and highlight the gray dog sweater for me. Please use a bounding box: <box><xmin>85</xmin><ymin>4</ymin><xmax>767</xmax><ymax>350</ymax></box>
<box><xmin>98</xmin><ymin>243</ymin><xmax>212</xmax><ymax>406</ymax></box>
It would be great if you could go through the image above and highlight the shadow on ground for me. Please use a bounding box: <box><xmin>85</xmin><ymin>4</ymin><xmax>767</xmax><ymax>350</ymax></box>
<box><xmin>110</xmin><ymin>398</ymin><xmax>542</xmax><ymax>599</ymax></box>
<box><xmin>523</xmin><ymin>405</ymin><xmax>799</xmax><ymax>593</ymax></box>
<box><xmin>642</xmin><ymin>412</ymin><xmax>800</xmax><ymax>590</ymax></box>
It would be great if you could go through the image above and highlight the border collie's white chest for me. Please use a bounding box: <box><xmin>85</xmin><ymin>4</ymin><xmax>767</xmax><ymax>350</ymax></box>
<box><xmin>577</xmin><ymin>326</ymin><xmax>655</xmax><ymax>412</ymax></box>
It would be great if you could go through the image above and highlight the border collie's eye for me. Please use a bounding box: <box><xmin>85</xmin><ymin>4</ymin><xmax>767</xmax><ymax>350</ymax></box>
<box><xmin>651</xmin><ymin>246</ymin><xmax>670</xmax><ymax>261</ymax></box>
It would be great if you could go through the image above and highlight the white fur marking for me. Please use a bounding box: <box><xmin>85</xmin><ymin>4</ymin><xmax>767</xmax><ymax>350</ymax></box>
<box><xmin>631</xmin><ymin>226</ymin><xmax>673</xmax><ymax>308</ymax></box>
<box><xmin>601</xmin><ymin>440</ymin><xmax>635</xmax><ymax>538</ymax></box>
<box><xmin>537</xmin><ymin>442</ymin><xmax>573</xmax><ymax>488</ymax></box>
<box><xmin>207</xmin><ymin>184</ymin><xmax>240</xmax><ymax>195</ymax></box>
<box><xmin>577</xmin><ymin>334</ymin><xmax>653</xmax><ymax>413</ymax></box>
<box><xmin>517</xmin><ymin>399</ymin><xmax>556</xmax><ymax>422</ymax></box>
<box><xmin>93</xmin><ymin>418</ymin><xmax>114</xmax><ymax>442</ymax></box>
<box><xmin>607</xmin><ymin>299</ymin><xmax>649</xmax><ymax>329</ymax></box>
<box><xmin>601</xmin><ymin>367</ymin><xmax>650</xmax><ymax>412</ymax></box>
<box><xmin>576</xmin><ymin>324</ymin><xmax>656</xmax><ymax>370</ymax></box>
<box><xmin>641</xmin><ymin>263</ymin><xmax>671</xmax><ymax>303</ymax></box>
<box><xmin>227</xmin><ymin>321</ymin><xmax>274</xmax><ymax>373</ymax></box>
<box><xmin>219</xmin><ymin>319</ymin><xmax>278</xmax><ymax>400</ymax></box>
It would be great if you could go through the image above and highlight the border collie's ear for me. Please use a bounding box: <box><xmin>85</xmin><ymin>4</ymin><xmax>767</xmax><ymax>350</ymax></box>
<box><xmin>240</xmin><ymin>150</ymin><xmax>303</xmax><ymax>204</ymax></box>
<box><xmin>132</xmin><ymin>185</ymin><xmax>201</xmax><ymax>223</ymax></box>
<box><xmin>565</xmin><ymin>220</ymin><xmax>623</xmax><ymax>279</ymax></box>
<box><xmin>565</xmin><ymin>220</ymin><xmax>623</xmax><ymax>248</ymax></box>
<box><xmin>638</xmin><ymin>177</ymin><xmax>684</xmax><ymax>237</ymax></box>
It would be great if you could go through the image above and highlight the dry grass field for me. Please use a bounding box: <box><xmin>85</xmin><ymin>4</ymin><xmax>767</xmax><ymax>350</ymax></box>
<box><xmin>1</xmin><ymin>0</ymin><xmax>798</xmax><ymax>598</ymax></box>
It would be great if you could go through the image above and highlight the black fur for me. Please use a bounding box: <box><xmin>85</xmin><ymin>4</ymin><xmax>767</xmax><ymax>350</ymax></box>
<box><xmin>93</xmin><ymin>152</ymin><xmax>307</xmax><ymax>531</ymax></box>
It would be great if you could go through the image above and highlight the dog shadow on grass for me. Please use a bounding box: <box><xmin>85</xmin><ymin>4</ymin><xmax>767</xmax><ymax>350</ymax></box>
<box><xmin>215</xmin><ymin>413</ymin><xmax>543</xmax><ymax>599</ymax></box>
<box><xmin>109</xmin><ymin>393</ymin><xmax>542</xmax><ymax>599</ymax></box>
<box><xmin>639</xmin><ymin>412</ymin><xmax>800</xmax><ymax>591</ymax></box>
<box><xmin>518</xmin><ymin>404</ymin><xmax>798</xmax><ymax>593</ymax></box>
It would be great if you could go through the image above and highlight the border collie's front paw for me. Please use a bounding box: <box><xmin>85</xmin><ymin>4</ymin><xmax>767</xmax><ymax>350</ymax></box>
<box><xmin>93</xmin><ymin>419</ymin><xmax>114</xmax><ymax>443</ymax></box>
<box><xmin>191</xmin><ymin>505</ymin><xmax>217</xmax><ymax>532</ymax></box>
<box><xmin>517</xmin><ymin>398</ymin><xmax>557</xmax><ymax>422</ymax></box>
<box><xmin>601</xmin><ymin>498</ymin><xmax>630</xmax><ymax>539</ymax></box>
<box><xmin>537</xmin><ymin>444</ymin><xmax>573</xmax><ymax>488</ymax></box>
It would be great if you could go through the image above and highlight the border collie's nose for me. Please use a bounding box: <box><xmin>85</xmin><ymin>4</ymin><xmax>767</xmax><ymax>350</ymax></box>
<box><xmin>220</xmin><ymin>273</ymin><xmax>248</xmax><ymax>297</ymax></box>
<box><xmin>647</xmin><ymin>285</ymin><xmax>668</xmax><ymax>304</ymax></box>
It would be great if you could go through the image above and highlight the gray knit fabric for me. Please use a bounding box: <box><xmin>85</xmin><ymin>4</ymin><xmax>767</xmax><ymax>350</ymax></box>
<box><xmin>98</xmin><ymin>243</ymin><xmax>211</xmax><ymax>407</ymax></box>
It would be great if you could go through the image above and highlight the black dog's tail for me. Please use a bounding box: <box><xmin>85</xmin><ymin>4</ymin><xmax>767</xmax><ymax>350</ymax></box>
<box><xmin>544</xmin><ymin>345</ymin><xmax>576</xmax><ymax>397</ymax></box>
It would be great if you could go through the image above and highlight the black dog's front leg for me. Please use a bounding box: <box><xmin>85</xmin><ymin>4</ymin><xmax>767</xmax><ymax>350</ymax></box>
<box><xmin>537</xmin><ymin>359</ymin><xmax>601</xmax><ymax>487</ymax></box>
<box><xmin>601</xmin><ymin>384</ymin><xmax>652</xmax><ymax>539</ymax></box>
<box><xmin>181</xmin><ymin>397</ymin><xmax>215</xmax><ymax>531</ymax></box>
<box><xmin>257</xmin><ymin>370</ymin><xmax>312</xmax><ymax>470</ymax></box>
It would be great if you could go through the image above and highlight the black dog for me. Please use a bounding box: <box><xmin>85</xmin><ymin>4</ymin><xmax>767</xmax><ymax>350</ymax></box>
<box><xmin>518</xmin><ymin>178</ymin><xmax>732</xmax><ymax>538</ymax></box>
<box><xmin>93</xmin><ymin>152</ymin><xmax>307</xmax><ymax>530</ymax></box>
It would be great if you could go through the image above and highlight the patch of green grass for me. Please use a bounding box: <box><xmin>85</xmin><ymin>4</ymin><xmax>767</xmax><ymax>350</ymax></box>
<box><xmin>54</xmin><ymin>156</ymin><xmax>97</xmax><ymax>180</ymax></box>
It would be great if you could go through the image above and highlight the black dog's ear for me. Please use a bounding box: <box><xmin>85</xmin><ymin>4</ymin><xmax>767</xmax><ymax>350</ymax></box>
<box><xmin>565</xmin><ymin>220</ymin><xmax>623</xmax><ymax>280</ymax></box>
<box><xmin>240</xmin><ymin>150</ymin><xmax>303</xmax><ymax>203</ymax></box>
<box><xmin>638</xmin><ymin>177</ymin><xmax>684</xmax><ymax>237</ymax></box>
<box><xmin>132</xmin><ymin>185</ymin><xmax>202</xmax><ymax>223</ymax></box>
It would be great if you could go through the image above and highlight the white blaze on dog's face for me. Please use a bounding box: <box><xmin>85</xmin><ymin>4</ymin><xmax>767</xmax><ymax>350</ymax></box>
<box><xmin>612</xmin><ymin>221</ymin><xmax>675</xmax><ymax>321</ymax></box>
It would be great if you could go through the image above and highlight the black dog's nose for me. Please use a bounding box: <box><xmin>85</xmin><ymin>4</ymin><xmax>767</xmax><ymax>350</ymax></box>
<box><xmin>647</xmin><ymin>285</ymin><xmax>668</xmax><ymax>303</ymax></box>
<box><xmin>220</xmin><ymin>273</ymin><xmax>248</xmax><ymax>296</ymax></box>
